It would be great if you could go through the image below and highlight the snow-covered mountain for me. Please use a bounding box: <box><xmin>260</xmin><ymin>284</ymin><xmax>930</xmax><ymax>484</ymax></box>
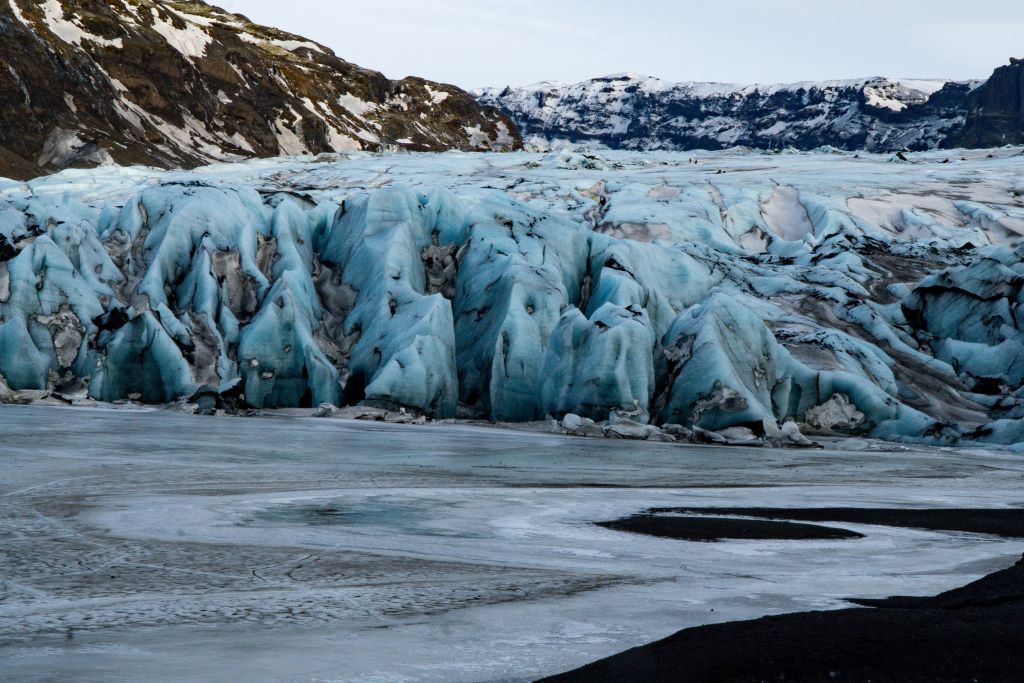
<box><xmin>0</xmin><ymin>0</ymin><xmax>520</xmax><ymax>180</ymax></box>
<box><xmin>476</xmin><ymin>63</ymin><xmax>1024</xmax><ymax>152</ymax></box>
<box><xmin>3</xmin><ymin>147</ymin><xmax>1024</xmax><ymax>447</ymax></box>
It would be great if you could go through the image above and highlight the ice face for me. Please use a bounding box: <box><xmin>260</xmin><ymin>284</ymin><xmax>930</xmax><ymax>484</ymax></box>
<box><xmin>656</xmin><ymin>292</ymin><xmax>930</xmax><ymax>436</ymax></box>
<box><xmin>91</xmin><ymin>311</ymin><xmax>197</xmax><ymax>403</ymax></box>
<box><xmin>540</xmin><ymin>303</ymin><xmax>657</xmax><ymax>423</ymax></box>
<box><xmin>2</xmin><ymin>148</ymin><xmax>1024</xmax><ymax>445</ymax></box>
<box><xmin>0</xmin><ymin>233</ymin><xmax>106</xmax><ymax>388</ymax></box>
<box><xmin>317</xmin><ymin>186</ymin><xmax>459</xmax><ymax>415</ymax></box>
<box><xmin>454</xmin><ymin>193</ymin><xmax>591</xmax><ymax>421</ymax></box>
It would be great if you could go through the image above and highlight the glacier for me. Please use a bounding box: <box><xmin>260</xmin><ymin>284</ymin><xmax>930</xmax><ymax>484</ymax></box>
<box><xmin>2</xmin><ymin>147</ymin><xmax>1024</xmax><ymax>447</ymax></box>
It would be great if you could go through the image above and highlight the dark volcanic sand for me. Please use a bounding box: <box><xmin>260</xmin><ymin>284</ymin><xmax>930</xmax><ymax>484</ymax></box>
<box><xmin>541</xmin><ymin>580</ymin><xmax>1024</xmax><ymax>681</ymax></box>
<box><xmin>597</xmin><ymin>515</ymin><xmax>864</xmax><ymax>542</ymax></box>
<box><xmin>547</xmin><ymin>509</ymin><xmax>1024</xmax><ymax>682</ymax></box>
<box><xmin>651</xmin><ymin>507</ymin><xmax>1024</xmax><ymax>538</ymax></box>
<box><xmin>542</xmin><ymin>554</ymin><xmax>1024</xmax><ymax>683</ymax></box>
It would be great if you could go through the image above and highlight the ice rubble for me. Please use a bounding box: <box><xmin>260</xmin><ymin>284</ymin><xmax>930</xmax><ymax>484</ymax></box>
<box><xmin>2</xmin><ymin>148</ymin><xmax>1024</xmax><ymax>446</ymax></box>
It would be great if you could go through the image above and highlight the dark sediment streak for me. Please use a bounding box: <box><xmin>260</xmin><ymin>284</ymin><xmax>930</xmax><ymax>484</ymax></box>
<box><xmin>597</xmin><ymin>515</ymin><xmax>864</xmax><ymax>542</ymax></box>
<box><xmin>649</xmin><ymin>507</ymin><xmax>1024</xmax><ymax>538</ymax></box>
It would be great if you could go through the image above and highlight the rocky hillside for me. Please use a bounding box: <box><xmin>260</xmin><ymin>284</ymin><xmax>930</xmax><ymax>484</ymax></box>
<box><xmin>0</xmin><ymin>0</ymin><xmax>520</xmax><ymax>180</ymax></box>
<box><xmin>477</xmin><ymin>60</ymin><xmax>1024</xmax><ymax>152</ymax></box>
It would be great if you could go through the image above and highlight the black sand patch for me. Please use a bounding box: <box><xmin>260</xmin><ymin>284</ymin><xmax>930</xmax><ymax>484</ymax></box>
<box><xmin>597</xmin><ymin>514</ymin><xmax>864</xmax><ymax>542</ymax></box>
<box><xmin>650</xmin><ymin>507</ymin><xmax>1024</xmax><ymax>538</ymax></box>
<box><xmin>541</xmin><ymin>554</ymin><xmax>1024</xmax><ymax>683</ymax></box>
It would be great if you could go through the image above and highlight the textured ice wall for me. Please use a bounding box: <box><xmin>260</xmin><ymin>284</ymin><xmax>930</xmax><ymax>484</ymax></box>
<box><xmin>2</xmin><ymin>149</ymin><xmax>1024</xmax><ymax>444</ymax></box>
<box><xmin>318</xmin><ymin>186</ymin><xmax>460</xmax><ymax>416</ymax></box>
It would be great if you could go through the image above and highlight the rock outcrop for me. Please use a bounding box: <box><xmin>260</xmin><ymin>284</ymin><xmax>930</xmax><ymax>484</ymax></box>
<box><xmin>950</xmin><ymin>59</ymin><xmax>1024</xmax><ymax>148</ymax></box>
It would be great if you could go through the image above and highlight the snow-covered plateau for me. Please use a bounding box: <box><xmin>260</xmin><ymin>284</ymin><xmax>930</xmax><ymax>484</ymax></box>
<box><xmin>3</xmin><ymin>147</ymin><xmax>1024</xmax><ymax>448</ymax></box>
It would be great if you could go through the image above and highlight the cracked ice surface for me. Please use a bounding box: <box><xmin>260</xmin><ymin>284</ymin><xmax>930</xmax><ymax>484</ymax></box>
<box><xmin>3</xmin><ymin>147</ymin><xmax>1024</xmax><ymax>442</ymax></box>
<box><xmin>1</xmin><ymin>405</ymin><xmax>1023</xmax><ymax>681</ymax></box>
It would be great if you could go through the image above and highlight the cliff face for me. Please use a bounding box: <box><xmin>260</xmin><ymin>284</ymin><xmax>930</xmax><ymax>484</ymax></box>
<box><xmin>0</xmin><ymin>0</ymin><xmax>520</xmax><ymax>180</ymax></box>
<box><xmin>950</xmin><ymin>59</ymin><xmax>1024</xmax><ymax>148</ymax></box>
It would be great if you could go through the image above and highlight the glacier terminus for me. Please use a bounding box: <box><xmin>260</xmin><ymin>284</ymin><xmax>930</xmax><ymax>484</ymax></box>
<box><xmin>1</xmin><ymin>147</ymin><xmax>1024</xmax><ymax>449</ymax></box>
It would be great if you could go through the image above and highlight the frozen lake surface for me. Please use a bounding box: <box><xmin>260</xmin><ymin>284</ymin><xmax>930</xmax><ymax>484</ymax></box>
<box><xmin>1</xmin><ymin>404</ymin><xmax>1022</xmax><ymax>681</ymax></box>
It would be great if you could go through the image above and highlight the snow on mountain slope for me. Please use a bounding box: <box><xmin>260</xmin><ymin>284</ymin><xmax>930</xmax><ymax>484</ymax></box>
<box><xmin>476</xmin><ymin>73</ymin><xmax>993</xmax><ymax>152</ymax></box>
<box><xmin>0</xmin><ymin>0</ymin><xmax>520</xmax><ymax>180</ymax></box>
<box><xmin>2</xmin><ymin>147</ymin><xmax>1024</xmax><ymax>446</ymax></box>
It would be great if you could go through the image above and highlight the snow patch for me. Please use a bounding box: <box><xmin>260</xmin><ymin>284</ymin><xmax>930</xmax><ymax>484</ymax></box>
<box><xmin>40</xmin><ymin>0</ymin><xmax>123</xmax><ymax>48</ymax></box>
<box><xmin>36</xmin><ymin>127</ymin><xmax>113</xmax><ymax>168</ymax></box>
<box><xmin>8</xmin><ymin>0</ymin><xmax>28</xmax><ymax>25</ymax></box>
<box><xmin>150</xmin><ymin>7</ymin><xmax>212</xmax><ymax>61</ymax></box>
<box><xmin>464</xmin><ymin>125</ymin><xmax>489</xmax><ymax>148</ymax></box>
<box><xmin>271</xmin><ymin>39</ymin><xmax>324</xmax><ymax>53</ymax></box>
<box><xmin>425</xmin><ymin>86</ymin><xmax>451</xmax><ymax>105</ymax></box>
<box><xmin>237</xmin><ymin>33</ymin><xmax>324</xmax><ymax>54</ymax></box>
<box><xmin>338</xmin><ymin>94</ymin><xmax>376</xmax><ymax>117</ymax></box>
<box><xmin>273</xmin><ymin>117</ymin><xmax>308</xmax><ymax>155</ymax></box>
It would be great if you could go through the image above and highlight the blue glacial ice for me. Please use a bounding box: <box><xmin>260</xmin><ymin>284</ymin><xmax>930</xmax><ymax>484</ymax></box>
<box><xmin>2</xmin><ymin>147</ymin><xmax>1024</xmax><ymax>446</ymax></box>
<box><xmin>318</xmin><ymin>186</ymin><xmax>460</xmax><ymax>416</ymax></box>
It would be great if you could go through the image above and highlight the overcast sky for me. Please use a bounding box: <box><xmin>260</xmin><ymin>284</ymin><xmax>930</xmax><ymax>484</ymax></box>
<box><xmin>218</xmin><ymin>0</ymin><xmax>1023</xmax><ymax>89</ymax></box>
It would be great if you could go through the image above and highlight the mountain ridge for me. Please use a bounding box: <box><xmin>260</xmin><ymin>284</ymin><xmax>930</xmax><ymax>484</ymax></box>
<box><xmin>0</xmin><ymin>0</ymin><xmax>521</xmax><ymax>180</ymax></box>
<box><xmin>476</xmin><ymin>60</ymin><xmax>1024</xmax><ymax>152</ymax></box>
